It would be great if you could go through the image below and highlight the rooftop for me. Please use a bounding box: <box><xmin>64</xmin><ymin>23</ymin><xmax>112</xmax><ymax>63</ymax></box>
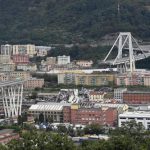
<box><xmin>119</xmin><ymin>111</ymin><xmax>150</xmax><ymax>118</ymax></box>
<box><xmin>80</xmin><ymin>103</ymin><xmax>128</xmax><ymax>110</ymax></box>
<box><xmin>29</xmin><ymin>102</ymin><xmax>71</xmax><ymax>111</ymax></box>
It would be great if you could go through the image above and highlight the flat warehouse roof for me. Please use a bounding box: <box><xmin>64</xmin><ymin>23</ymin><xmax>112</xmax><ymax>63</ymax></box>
<box><xmin>29</xmin><ymin>102</ymin><xmax>71</xmax><ymax>111</ymax></box>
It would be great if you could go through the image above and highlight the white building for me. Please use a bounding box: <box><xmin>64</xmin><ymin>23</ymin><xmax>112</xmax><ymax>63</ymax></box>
<box><xmin>36</xmin><ymin>46</ymin><xmax>51</xmax><ymax>57</ymax></box>
<box><xmin>28</xmin><ymin>102</ymin><xmax>71</xmax><ymax>123</ymax></box>
<box><xmin>114</xmin><ymin>88</ymin><xmax>127</xmax><ymax>102</ymax></box>
<box><xmin>57</xmin><ymin>55</ymin><xmax>70</xmax><ymax>65</ymax></box>
<box><xmin>1</xmin><ymin>44</ymin><xmax>12</xmax><ymax>55</ymax></box>
<box><xmin>17</xmin><ymin>63</ymin><xmax>37</xmax><ymax>71</ymax></box>
<box><xmin>0</xmin><ymin>63</ymin><xmax>15</xmax><ymax>72</ymax></box>
<box><xmin>94</xmin><ymin>103</ymin><xmax>128</xmax><ymax>112</ymax></box>
<box><xmin>119</xmin><ymin>111</ymin><xmax>150</xmax><ymax>129</ymax></box>
<box><xmin>76</xmin><ymin>60</ymin><xmax>93</xmax><ymax>68</ymax></box>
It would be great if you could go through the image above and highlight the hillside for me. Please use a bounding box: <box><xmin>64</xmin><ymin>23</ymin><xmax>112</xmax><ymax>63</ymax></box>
<box><xmin>0</xmin><ymin>0</ymin><xmax>150</xmax><ymax>44</ymax></box>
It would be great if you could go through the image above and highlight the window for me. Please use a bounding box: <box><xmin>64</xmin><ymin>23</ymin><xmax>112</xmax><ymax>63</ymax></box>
<box><xmin>137</xmin><ymin>118</ymin><xmax>143</xmax><ymax>120</ymax></box>
<box><xmin>128</xmin><ymin>118</ymin><xmax>134</xmax><ymax>120</ymax></box>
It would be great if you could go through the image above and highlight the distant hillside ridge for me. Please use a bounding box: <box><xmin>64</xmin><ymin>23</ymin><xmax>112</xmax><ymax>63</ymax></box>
<box><xmin>0</xmin><ymin>0</ymin><xmax>150</xmax><ymax>44</ymax></box>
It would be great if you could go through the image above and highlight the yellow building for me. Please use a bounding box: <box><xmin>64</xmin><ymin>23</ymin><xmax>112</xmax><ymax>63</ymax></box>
<box><xmin>58</xmin><ymin>72</ymin><xmax>115</xmax><ymax>86</ymax></box>
<box><xmin>9</xmin><ymin>71</ymin><xmax>31</xmax><ymax>80</ymax></box>
<box><xmin>0</xmin><ymin>55</ymin><xmax>11</xmax><ymax>63</ymax></box>
<box><xmin>75</xmin><ymin>73</ymin><xmax>114</xmax><ymax>86</ymax></box>
<box><xmin>12</xmin><ymin>44</ymin><xmax>36</xmax><ymax>57</ymax></box>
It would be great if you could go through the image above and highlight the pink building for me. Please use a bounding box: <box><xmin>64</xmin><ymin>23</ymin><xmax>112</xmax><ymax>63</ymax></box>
<box><xmin>24</xmin><ymin>78</ymin><xmax>44</xmax><ymax>89</ymax></box>
<box><xmin>115</xmin><ymin>72</ymin><xmax>145</xmax><ymax>86</ymax></box>
<box><xmin>12</xmin><ymin>54</ymin><xmax>29</xmax><ymax>64</ymax></box>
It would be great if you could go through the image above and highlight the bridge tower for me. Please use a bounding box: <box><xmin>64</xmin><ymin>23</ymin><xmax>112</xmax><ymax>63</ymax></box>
<box><xmin>103</xmin><ymin>32</ymin><xmax>148</xmax><ymax>73</ymax></box>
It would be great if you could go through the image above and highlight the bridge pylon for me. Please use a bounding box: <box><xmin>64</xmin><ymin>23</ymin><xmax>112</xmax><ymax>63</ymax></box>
<box><xmin>103</xmin><ymin>32</ymin><xmax>148</xmax><ymax>73</ymax></box>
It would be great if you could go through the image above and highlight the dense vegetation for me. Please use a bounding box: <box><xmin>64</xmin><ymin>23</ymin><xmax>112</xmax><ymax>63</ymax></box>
<box><xmin>48</xmin><ymin>45</ymin><xmax>110</xmax><ymax>64</ymax></box>
<box><xmin>1</xmin><ymin>121</ymin><xmax>150</xmax><ymax>150</ymax></box>
<box><xmin>0</xmin><ymin>0</ymin><xmax>150</xmax><ymax>44</ymax></box>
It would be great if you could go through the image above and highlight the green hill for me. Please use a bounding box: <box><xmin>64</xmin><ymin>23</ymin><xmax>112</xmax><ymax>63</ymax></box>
<box><xmin>0</xmin><ymin>0</ymin><xmax>150</xmax><ymax>44</ymax></box>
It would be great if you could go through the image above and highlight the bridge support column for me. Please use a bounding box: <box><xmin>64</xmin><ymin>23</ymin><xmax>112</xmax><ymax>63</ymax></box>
<box><xmin>1</xmin><ymin>84</ymin><xmax>23</xmax><ymax>118</ymax></box>
<box><xmin>117</xmin><ymin>64</ymin><xmax>126</xmax><ymax>73</ymax></box>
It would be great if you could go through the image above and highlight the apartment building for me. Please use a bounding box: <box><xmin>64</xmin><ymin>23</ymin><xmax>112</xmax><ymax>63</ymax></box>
<box><xmin>0</xmin><ymin>63</ymin><xmax>15</xmax><ymax>72</ymax></box>
<box><xmin>116</xmin><ymin>72</ymin><xmax>150</xmax><ymax>86</ymax></box>
<box><xmin>24</xmin><ymin>78</ymin><xmax>44</xmax><ymax>89</ymax></box>
<box><xmin>58</xmin><ymin>73</ymin><xmax>76</xmax><ymax>84</ymax></box>
<box><xmin>0</xmin><ymin>55</ymin><xmax>11</xmax><ymax>63</ymax></box>
<box><xmin>12</xmin><ymin>54</ymin><xmax>29</xmax><ymax>64</ymax></box>
<box><xmin>114</xmin><ymin>88</ymin><xmax>127</xmax><ymax>102</ymax></box>
<box><xmin>57</xmin><ymin>55</ymin><xmax>70</xmax><ymax>65</ymax></box>
<box><xmin>8</xmin><ymin>71</ymin><xmax>31</xmax><ymax>80</ymax></box>
<box><xmin>0</xmin><ymin>73</ymin><xmax>9</xmax><ymax>81</ymax></box>
<box><xmin>36</xmin><ymin>46</ymin><xmax>51</xmax><ymax>57</ymax></box>
<box><xmin>17</xmin><ymin>63</ymin><xmax>37</xmax><ymax>71</ymax></box>
<box><xmin>123</xmin><ymin>91</ymin><xmax>150</xmax><ymax>104</ymax></box>
<box><xmin>75</xmin><ymin>73</ymin><xmax>114</xmax><ymax>86</ymax></box>
<box><xmin>58</xmin><ymin>72</ymin><xmax>115</xmax><ymax>86</ymax></box>
<box><xmin>0</xmin><ymin>72</ymin><xmax>30</xmax><ymax>81</ymax></box>
<box><xmin>12</xmin><ymin>44</ymin><xmax>36</xmax><ymax>57</ymax></box>
<box><xmin>1</xmin><ymin>44</ymin><xmax>12</xmax><ymax>55</ymax></box>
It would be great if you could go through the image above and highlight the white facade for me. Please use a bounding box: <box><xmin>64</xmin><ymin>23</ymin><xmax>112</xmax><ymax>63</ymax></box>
<box><xmin>36</xmin><ymin>46</ymin><xmax>51</xmax><ymax>56</ymax></box>
<box><xmin>76</xmin><ymin>60</ymin><xmax>93</xmax><ymax>68</ymax></box>
<box><xmin>1</xmin><ymin>44</ymin><xmax>12</xmax><ymax>55</ymax></box>
<box><xmin>119</xmin><ymin>111</ymin><xmax>150</xmax><ymax>129</ymax></box>
<box><xmin>0</xmin><ymin>63</ymin><xmax>15</xmax><ymax>72</ymax></box>
<box><xmin>28</xmin><ymin>102</ymin><xmax>71</xmax><ymax>122</ymax></box>
<box><xmin>57</xmin><ymin>55</ymin><xmax>70</xmax><ymax>65</ymax></box>
<box><xmin>114</xmin><ymin>88</ymin><xmax>127</xmax><ymax>102</ymax></box>
<box><xmin>17</xmin><ymin>64</ymin><xmax>37</xmax><ymax>71</ymax></box>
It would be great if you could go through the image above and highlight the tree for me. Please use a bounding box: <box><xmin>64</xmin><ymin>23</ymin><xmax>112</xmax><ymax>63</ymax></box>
<box><xmin>57</xmin><ymin>125</ymin><xmax>68</xmax><ymax>134</ymax></box>
<box><xmin>0</xmin><ymin>144</ymin><xmax>7</xmax><ymax>150</ymax></box>
<box><xmin>84</xmin><ymin>124</ymin><xmax>104</xmax><ymax>135</ymax></box>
